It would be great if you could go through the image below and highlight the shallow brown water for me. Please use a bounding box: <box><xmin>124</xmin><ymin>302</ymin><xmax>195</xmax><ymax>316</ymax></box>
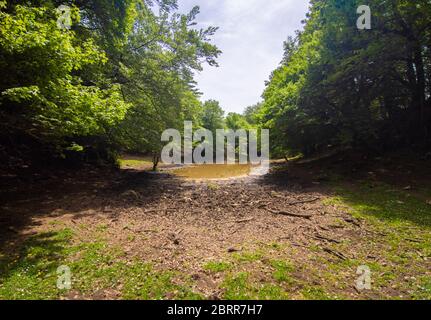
<box><xmin>172</xmin><ymin>164</ymin><xmax>252</xmax><ymax>180</ymax></box>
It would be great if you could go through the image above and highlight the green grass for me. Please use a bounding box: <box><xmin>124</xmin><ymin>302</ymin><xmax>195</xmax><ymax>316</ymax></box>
<box><xmin>413</xmin><ymin>276</ymin><xmax>431</xmax><ymax>299</ymax></box>
<box><xmin>323</xmin><ymin>180</ymin><xmax>431</xmax><ymax>299</ymax></box>
<box><xmin>122</xmin><ymin>264</ymin><xmax>202</xmax><ymax>300</ymax></box>
<box><xmin>271</xmin><ymin>260</ymin><xmax>295</xmax><ymax>284</ymax></box>
<box><xmin>208</xmin><ymin>252</ymin><xmax>297</xmax><ymax>300</ymax></box>
<box><xmin>222</xmin><ymin>272</ymin><xmax>289</xmax><ymax>300</ymax></box>
<box><xmin>232</xmin><ymin>251</ymin><xmax>263</xmax><ymax>263</ymax></box>
<box><xmin>0</xmin><ymin>229</ymin><xmax>74</xmax><ymax>299</ymax></box>
<box><xmin>301</xmin><ymin>286</ymin><xmax>333</xmax><ymax>300</ymax></box>
<box><xmin>0</xmin><ymin>228</ymin><xmax>202</xmax><ymax>300</ymax></box>
<box><xmin>203</xmin><ymin>261</ymin><xmax>232</xmax><ymax>273</ymax></box>
<box><xmin>326</xmin><ymin>181</ymin><xmax>431</xmax><ymax>228</ymax></box>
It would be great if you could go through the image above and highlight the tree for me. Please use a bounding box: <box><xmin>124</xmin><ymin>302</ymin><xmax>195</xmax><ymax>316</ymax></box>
<box><xmin>225</xmin><ymin>113</ymin><xmax>250</xmax><ymax>131</ymax></box>
<box><xmin>0</xmin><ymin>0</ymin><xmax>220</xmax><ymax>168</ymax></box>
<box><xmin>243</xmin><ymin>103</ymin><xmax>262</xmax><ymax>126</ymax></box>
<box><xmin>260</xmin><ymin>0</ymin><xmax>431</xmax><ymax>157</ymax></box>
<box><xmin>114</xmin><ymin>2</ymin><xmax>220</xmax><ymax>169</ymax></box>
<box><xmin>202</xmin><ymin>100</ymin><xmax>225</xmax><ymax>134</ymax></box>
<box><xmin>0</xmin><ymin>2</ymin><xmax>129</xmax><ymax>163</ymax></box>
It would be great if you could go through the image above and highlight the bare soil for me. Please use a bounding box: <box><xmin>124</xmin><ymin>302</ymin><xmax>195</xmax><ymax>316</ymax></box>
<box><xmin>1</xmin><ymin>152</ymin><xmax>430</xmax><ymax>300</ymax></box>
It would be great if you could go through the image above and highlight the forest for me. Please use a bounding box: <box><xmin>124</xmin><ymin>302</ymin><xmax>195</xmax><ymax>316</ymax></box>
<box><xmin>0</xmin><ymin>0</ymin><xmax>223</xmax><ymax>168</ymax></box>
<box><xmin>0</xmin><ymin>0</ymin><xmax>431</xmax><ymax>302</ymax></box>
<box><xmin>259</xmin><ymin>0</ymin><xmax>431</xmax><ymax>158</ymax></box>
<box><xmin>1</xmin><ymin>0</ymin><xmax>430</xmax><ymax>168</ymax></box>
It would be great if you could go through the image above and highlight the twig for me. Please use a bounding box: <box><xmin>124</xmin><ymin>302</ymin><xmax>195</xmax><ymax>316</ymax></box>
<box><xmin>405</xmin><ymin>238</ymin><xmax>421</xmax><ymax>243</ymax></box>
<box><xmin>222</xmin><ymin>217</ymin><xmax>255</xmax><ymax>224</ymax></box>
<box><xmin>268</xmin><ymin>209</ymin><xmax>312</xmax><ymax>219</ymax></box>
<box><xmin>291</xmin><ymin>242</ymin><xmax>307</xmax><ymax>248</ymax></box>
<box><xmin>143</xmin><ymin>209</ymin><xmax>158</xmax><ymax>214</ymax></box>
<box><xmin>313</xmin><ymin>233</ymin><xmax>341</xmax><ymax>244</ymax></box>
<box><xmin>322</xmin><ymin>247</ymin><xmax>347</xmax><ymax>260</ymax></box>
<box><xmin>286</xmin><ymin>197</ymin><xmax>321</xmax><ymax>206</ymax></box>
<box><xmin>229</xmin><ymin>227</ymin><xmax>242</xmax><ymax>235</ymax></box>
<box><xmin>343</xmin><ymin>217</ymin><xmax>361</xmax><ymax>227</ymax></box>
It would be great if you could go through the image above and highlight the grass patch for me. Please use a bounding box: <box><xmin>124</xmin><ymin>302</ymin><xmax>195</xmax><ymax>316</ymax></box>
<box><xmin>0</xmin><ymin>228</ymin><xmax>202</xmax><ymax>300</ymax></box>
<box><xmin>301</xmin><ymin>286</ymin><xmax>333</xmax><ymax>300</ymax></box>
<box><xmin>0</xmin><ymin>229</ymin><xmax>74</xmax><ymax>299</ymax></box>
<box><xmin>326</xmin><ymin>181</ymin><xmax>431</xmax><ymax>264</ymax></box>
<box><xmin>203</xmin><ymin>261</ymin><xmax>231</xmax><ymax>273</ymax></box>
<box><xmin>122</xmin><ymin>264</ymin><xmax>203</xmax><ymax>300</ymax></box>
<box><xmin>207</xmin><ymin>183</ymin><xmax>220</xmax><ymax>191</ymax></box>
<box><xmin>232</xmin><ymin>251</ymin><xmax>263</xmax><ymax>263</ymax></box>
<box><xmin>270</xmin><ymin>260</ymin><xmax>295</xmax><ymax>284</ymax></box>
<box><xmin>413</xmin><ymin>276</ymin><xmax>431</xmax><ymax>300</ymax></box>
<box><xmin>329</xmin><ymin>181</ymin><xmax>431</xmax><ymax>229</ymax></box>
<box><xmin>222</xmin><ymin>272</ymin><xmax>289</xmax><ymax>300</ymax></box>
<box><xmin>323</xmin><ymin>180</ymin><xmax>431</xmax><ymax>299</ymax></box>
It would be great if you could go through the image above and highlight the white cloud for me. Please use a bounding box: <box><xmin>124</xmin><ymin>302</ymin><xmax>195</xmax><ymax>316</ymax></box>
<box><xmin>178</xmin><ymin>0</ymin><xmax>310</xmax><ymax>113</ymax></box>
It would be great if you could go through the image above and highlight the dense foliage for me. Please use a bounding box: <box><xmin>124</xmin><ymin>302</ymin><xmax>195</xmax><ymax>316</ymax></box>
<box><xmin>3</xmin><ymin>0</ymin><xmax>429</xmax><ymax>167</ymax></box>
<box><xmin>258</xmin><ymin>0</ymin><xmax>431</xmax><ymax>157</ymax></box>
<box><xmin>0</xmin><ymin>0</ymin><xmax>220</xmax><ymax>166</ymax></box>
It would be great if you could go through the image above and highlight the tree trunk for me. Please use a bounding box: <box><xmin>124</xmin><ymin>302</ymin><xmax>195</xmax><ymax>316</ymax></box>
<box><xmin>414</xmin><ymin>46</ymin><xmax>427</xmax><ymax>141</ymax></box>
<box><xmin>152</xmin><ymin>153</ymin><xmax>160</xmax><ymax>171</ymax></box>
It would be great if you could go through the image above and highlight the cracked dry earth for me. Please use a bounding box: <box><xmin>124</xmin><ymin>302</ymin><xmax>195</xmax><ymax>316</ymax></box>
<box><xmin>2</xmin><ymin>164</ymin><xmax>424</xmax><ymax>300</ymax></box>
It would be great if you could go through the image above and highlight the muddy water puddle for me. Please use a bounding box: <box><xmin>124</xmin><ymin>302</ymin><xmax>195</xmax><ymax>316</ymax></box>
<box><xmin>172</xmin><ymin>164</ymin><xmax>254</xmax><ymax>180</ymax></box>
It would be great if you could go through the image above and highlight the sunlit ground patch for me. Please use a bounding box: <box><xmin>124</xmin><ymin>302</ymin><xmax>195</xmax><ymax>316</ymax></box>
<box><xmin>118</xmin><ymin>157</ymin><xmax>153</xmax><ymax>169</ymax></box>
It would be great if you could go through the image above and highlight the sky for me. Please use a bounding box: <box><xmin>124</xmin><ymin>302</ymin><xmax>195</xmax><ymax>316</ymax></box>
<box><xmin>178</xmin><ymin>0</ymin><xmax>310</xmax><ymax>114</ymax></box>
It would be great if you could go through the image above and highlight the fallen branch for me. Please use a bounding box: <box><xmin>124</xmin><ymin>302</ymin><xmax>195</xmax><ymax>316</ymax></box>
<box><xmin>277</xmin><ymin>236</ymin><xmax>291</xmax><ymax>241</ymax></box>
<box><xmin>322</xmin><ymin>247</ymin><xmax>347</xmax><ymax>260</ymax></box>
<box><xmin>258</xmin><ymin>203</ymin><xmax>271</xmax><ymax>209</ymax></box>
<box><xmin>229</xmin><ymin>227</ymin><xmax>242</xmax><ymax>235</ymax></box>
<box><xmin>286</xmin><ymin>197</ymin><xmax>321</xmax><ymax>206</ymax></box>
<box><xmin>314</xmin><ymin>233</ymin><xmax>341</xmax><ymax>244</ymax></box>
<box><xmin>343</xmin><ymin>217</ymin><xmax>361</xmax><ymax>227</ymax></box>
<box><xmin>405</xmin><ymin>238</ymin><xmax>422</xmax><ymax>243</ymax></box>
<box><xmin>222</xmin><ymin>217</ymin><xmax>255</xmax><ymax>224</ymax></box>
<box><xmin>234</xmin><ymin>217</ymin><xmax>255</xmax><ymax>224</ymax></box>
<box><xmin>140</xmin><ymin>229</ymin><xmax>159</xmax><ymax>233</ymax></box>
<box><xmin>268</xmin><ymin>209</ymin><xmax>312</xmax><ymax>219</ymax></box>
<box><xmin>143</xmin><ymin>209</ymin><xmax>159</xmax><ymax>214</ymax></box>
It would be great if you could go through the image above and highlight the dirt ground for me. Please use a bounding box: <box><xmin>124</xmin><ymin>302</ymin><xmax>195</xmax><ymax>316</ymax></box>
<box><xmin>1</xmin><ymin>154</ymin><xmax>430</xmax><ymax>300</ymax></box>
